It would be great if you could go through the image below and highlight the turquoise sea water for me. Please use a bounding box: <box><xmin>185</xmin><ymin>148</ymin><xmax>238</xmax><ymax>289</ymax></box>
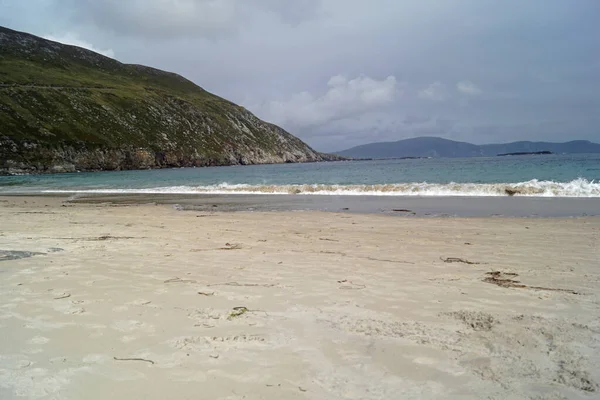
<box><xmin>1</xmin><ymin>154</ymin><xmax>600</xmax><ymax>197</ymax></box>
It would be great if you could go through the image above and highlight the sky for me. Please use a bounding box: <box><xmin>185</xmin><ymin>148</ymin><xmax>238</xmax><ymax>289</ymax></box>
<box><xmin>1</xmin><ymin>0</ymin><xmax>599</xmax><ymax>152</ymax></box>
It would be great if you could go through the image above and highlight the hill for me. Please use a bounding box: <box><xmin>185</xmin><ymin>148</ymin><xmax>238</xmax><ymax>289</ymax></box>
<box><xmin>335</xmin><ymin>137</ymin><xmax>600</xmax><ymax>159</ymax></box>
<box><xmin>0</xmin><ymin>26</ymin><xmax>338</xmax><ymax>175</ymax></box>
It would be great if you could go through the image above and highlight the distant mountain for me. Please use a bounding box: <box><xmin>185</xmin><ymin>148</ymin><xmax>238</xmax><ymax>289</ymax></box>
<box><xmin>0</xmin><ymin>26</ymin><xmax>340</xmax><ymax>175</ymax></box>
<box><xmin>335</xmin><ymin>137</ymin><xmax>600</xmax><ymax>159</ymax></box>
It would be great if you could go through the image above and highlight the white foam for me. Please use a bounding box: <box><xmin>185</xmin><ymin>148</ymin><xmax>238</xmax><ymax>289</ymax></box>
<box><xmin>41</xmin><ymin>178</ymin><xmax>600</xmax><ymax>197</ymax></box>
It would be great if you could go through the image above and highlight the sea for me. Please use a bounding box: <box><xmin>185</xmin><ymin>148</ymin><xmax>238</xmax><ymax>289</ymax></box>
<box><xmin>1</xmin><ymin>154</ymin><xmax>599</xmax><ymax>198</ymax></box>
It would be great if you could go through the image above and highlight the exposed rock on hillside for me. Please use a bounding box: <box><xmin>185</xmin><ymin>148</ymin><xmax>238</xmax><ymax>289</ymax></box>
<box><xmin>0</xmin><ymin>26</ymin><xmax>339</xmax><ymax>175</ymax></box>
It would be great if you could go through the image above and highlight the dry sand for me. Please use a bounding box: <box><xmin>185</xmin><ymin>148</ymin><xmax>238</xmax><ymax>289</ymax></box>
<box><xmin>1</xmin><ymin>196</ymin><xmax>599</xmax><ymax>400</ymax></box>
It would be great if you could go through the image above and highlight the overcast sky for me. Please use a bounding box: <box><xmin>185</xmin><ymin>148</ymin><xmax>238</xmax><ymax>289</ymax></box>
<box><xmin>1</xmin><ymin>0</ymin><xmax>599</xmax><ymax>151</ymax></box>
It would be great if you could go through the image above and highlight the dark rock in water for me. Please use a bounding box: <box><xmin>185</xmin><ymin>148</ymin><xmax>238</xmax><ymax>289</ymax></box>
<box><xmin>0</xmin><ymin>250</ymin><xmax>46</xmax><ymax>261</ymax></box>
<box><xmin>0</xmin><ymin>26</ymin><xmax>343</xmax><ymax>175</ymax></box>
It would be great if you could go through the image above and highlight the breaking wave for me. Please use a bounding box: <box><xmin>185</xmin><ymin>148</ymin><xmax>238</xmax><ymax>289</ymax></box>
<box><xmin>43</xmin><ymin>178</ymin><xmax>600</xmax><ymax>197</ymax></box>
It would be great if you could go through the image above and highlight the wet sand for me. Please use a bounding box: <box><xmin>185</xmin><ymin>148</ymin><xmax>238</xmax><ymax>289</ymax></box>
<box><xmin>63</xmin><ymin>192</ymin><xmax>600</xmax><ymax>217</ymax></box>
<box><xmin>1</xmin><ymin>195</ymin><xmax>599</xmax><ymax>399</ymax></box>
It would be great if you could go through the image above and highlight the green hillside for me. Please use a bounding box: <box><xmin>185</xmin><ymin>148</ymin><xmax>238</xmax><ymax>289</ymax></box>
<box><xmin>0</xmin><ymin>26</ymin><xmax>334</xmax><ymax>174</ymax></box>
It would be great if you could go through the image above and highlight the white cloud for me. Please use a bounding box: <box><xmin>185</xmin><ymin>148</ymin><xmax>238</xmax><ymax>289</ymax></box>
<box><xmin>457</xmin><ymin>80</ymin><xmax>482</xmax><ymax>95</ymax></box>
<box><xmin>251</xmin><ymin>74</ymin><xmax>398</xmax><ymax>128</ymax></box>
<box><xmin>418</xmin><ymin>82</ymin><xmax>447</xmax><ymax>101</ymax></box>
<box><xmin>43</xmin><ymin>33</ymin><xmax>115</xmax><ymax>58</ymax></box>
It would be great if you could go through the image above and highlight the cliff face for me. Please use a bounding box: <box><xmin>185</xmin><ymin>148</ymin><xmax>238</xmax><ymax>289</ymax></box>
<box><xmin>0</xmin><ymin>27</ymin><xmax>337</xmax><ymax>175</ymax></box>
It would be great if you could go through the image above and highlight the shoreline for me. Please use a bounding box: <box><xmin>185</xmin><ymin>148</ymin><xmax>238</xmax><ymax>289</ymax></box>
<box><xmin>1</xmin><ymin>196</ymin><xmax>599</xmax><ymax>399</ymax></box>
<box><xmin>0</xmin><ymin>158</ymin><xmax>348</xmax><ymax>177</ymax></box>
<box><xmin>1</xmin><ymin>193</ymin><xmax>599</xmax><ymax>218</ymax></box>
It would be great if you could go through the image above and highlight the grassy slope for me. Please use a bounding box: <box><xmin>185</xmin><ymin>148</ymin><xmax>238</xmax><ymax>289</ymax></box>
<box><xmin>0</xmin><ymin>26</ymin><xmax>324</xmax><ymax>171</ymax></box>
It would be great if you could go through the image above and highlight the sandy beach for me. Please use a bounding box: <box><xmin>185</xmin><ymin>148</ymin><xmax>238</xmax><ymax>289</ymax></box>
<box><xmin>1</xmin><ymin>195</ymin><xmax>599</xmax><ymax>400</ymax></box>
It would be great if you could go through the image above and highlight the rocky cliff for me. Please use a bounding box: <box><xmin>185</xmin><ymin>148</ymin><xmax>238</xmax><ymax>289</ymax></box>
<box><xmin>0</xmin><ymin>26</ymin><xmax>338</xmax><ymax>175</ymax></box>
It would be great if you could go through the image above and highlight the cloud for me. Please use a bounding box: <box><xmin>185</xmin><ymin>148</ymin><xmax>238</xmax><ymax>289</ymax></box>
<box><xmin>251</xmin><ymin>0</ymin><xmax>323</xmax><ymax>25</ymax></box>
<box><xmin>250</xmin><ymin>74</ymin><xmax>398</xmax><ymax>128</ymax></box>
<box><xmin>43</xmin><ymin>33</ymin><xmax>115</xmax><ymax>58</ymax></box>
<box><xmin>418</xmin><ymin>82</ymin><xmax>447</xmax><ymax>101</ymax></box>
<box><xmin>2</xmin><ymin>0</ymin><xmax>599</xmax><ymax>150</ymax></box>
<box><xmin>457</xmin><ymin>80</ymin><xmax>482</xmax><ymax>95</ymax></box>
<box><xmin>403</xmin><ymin>115</ymin><xmax>431</xmax><ymax>125</ymax></box>
<box><xmin>62</xmin><ymin>0</ymin><xmax>238</xmax><ymax>39</ymax></box>
<box><xmin>56</xmin><ymin>0</ymin><xmax>323</xmax><ymax>39</ymax></box>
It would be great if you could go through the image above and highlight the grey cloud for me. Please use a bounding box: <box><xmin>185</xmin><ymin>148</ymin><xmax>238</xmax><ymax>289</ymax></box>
<box><xmin>61</xmin><ymin>0</ymin><xmax>239</xmax><ymax>38</ymax></box>
<box><xmin>403</xmin><ymin>115</ymin><xmax>431</xmax><ymax>126</ymax></box>
<box><xmin>456</xmin><ymin>81</ymin><xmax>482</xmax><ymax>96</ymax></box>
<box><xmin>52</xmin><ymin>0</ymin><xmax>324</xmax><ymax>39</ymax></box>
<box><xmin>1</xmin><ymin>0</ymin><xmax>599</xmax><ymax>152</ymax></box>
<box><xmin>418</xmin><ymin>82</ymin><xmax>447</xmax><ymax>102</ymax></box>
<box><xmin>251</xmin><ymin>0</ymin><xmax>324</xmax><ymax>25</ymax></box>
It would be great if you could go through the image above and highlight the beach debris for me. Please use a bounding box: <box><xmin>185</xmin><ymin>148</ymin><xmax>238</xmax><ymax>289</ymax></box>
<box><xmin>228</xmin><ymin>307</ymin><xmax>249</xmax><ymax>320</ymax></box>
<box><xmin>483</xmin><ymin>271</ymin><xmax>579</xmax><ymax>294</ymax></box>
<box><xmin>191</xmin><ymin>243</ymin><xmax>244</xmax><ymax>251</ymax></box>
<box><xmin>366</xmin><ymin>256</ymin><xmax>414</xmax><ymax>264</ymax></box>
<box><xmin>338</xmin><ymin>279</ymin><xmax>366</xmax><ymax>290</ymax></box>
<box><xmin>319</xmin><ymin>238</ymin><xmax>339</xmax><ymax>242</ymax></box>
<box><xmin>209</xmin><ymin>354</ymin><xmax>220</xmax><ymax>359</ymax></box>
<box><xmin>14</xmin><ymin>211</ymin><xmax>57</xmax><ymax>214</ymax></box>
<box><xmin>53</xmin><ymin>293</ymin><xmax>71</xmax><ymax>300</ymax></box>
<box><xmin>47</xmin><ymin>247</ymin><xmax>65</xmax><ymax>253</ymax></box>
<box><xmin>440</xmin><ymin>256</ymin><xmax>481</xmax><ymax>265</ymax></box>
<box><xmin>164</xmin><ymin>277</ymin><xmax>198</xmax><ymax>284</ymax></box>
<box><xmin>320</xmin><ymin>250</ymin><xmax>346</xmax><ymax>255</ymax></box>
<box><xmin>197</xmin><ymin>291</ymin><xmax>215</xmax><ymax>296</ymax></box>
<box><xmin>266</xmin><ymin>384</ymin><xmax>281</xmax><ymax>388</ymax></box>
<box><xmin>444</xmin><ymin>310</ymin><xmax>497</xmax><ymax>331</ymax></box>
<box><xmin>113</xmin><ymin>357</ymin><xmax>155</xmax><ymax>365</ymax></box>
<box><xmin>298</xmin><ymin>387</ymin><xmax>308</xmax><ymax>392</ymax></box>
<box><xmin>483</xmin><ymin>271</ymin><xmax>526</xmax><ymax>288</ymax></box>
<box><xmin>0</xmin><ymin>250</ymin><xmax>46</xmax><ymax>262</ymax></box>
<box><xmin>97</xmin><ymin>235</ymin><xmax>137</xmax><ymax>241</ymax></box>
<box><xmin>312</xmin><ymin>250</ymin><xmax>415</xmax><ymax>264</ymax></box>
<box><xmin>392</xmin><ymin>209</ymin><xmax>415</xmax><ymax>214</ymax></box>
<box><xmin>48</xmin><ymin>236</ymin><xmax>142</xmax><ymax>241</ymax></box>
<box><xmin>464</xmin><ymin>242</ymin><xmax>472</xmax><ymax>245</ymax></box>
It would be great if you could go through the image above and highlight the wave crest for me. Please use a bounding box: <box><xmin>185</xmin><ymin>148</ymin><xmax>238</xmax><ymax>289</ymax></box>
<box><xmin>43</xmin><ymin>178</ymin><xmax>600</xmax><ymax>197</ymax></box>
